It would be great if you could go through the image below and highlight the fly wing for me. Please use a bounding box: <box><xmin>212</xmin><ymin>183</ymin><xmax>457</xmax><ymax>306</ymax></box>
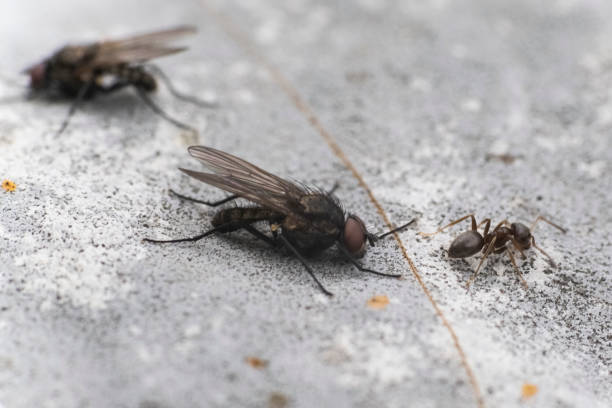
<box><xmin>181</xmin><ymin>146</ymin><xmax>307</xmax><ymax>215</ymax></box>
<box><xmin>88</xmin><ymin>25</ymin><xmax>196</xmax><ymax>67</ymax></box>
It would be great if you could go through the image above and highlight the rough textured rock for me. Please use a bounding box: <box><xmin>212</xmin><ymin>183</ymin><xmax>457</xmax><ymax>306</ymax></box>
<box><xmin>0</xmin><ymin>1</ymin><xmax>610</xmax><ymax>407</ymax></box>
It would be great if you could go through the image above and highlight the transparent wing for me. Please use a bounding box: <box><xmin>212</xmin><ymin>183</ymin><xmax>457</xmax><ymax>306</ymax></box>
<box><xmin>181</xmin><ymin>146</ymin><xmax>307</xmax><ymax>215</ymax></box>
<box><xmin>90</xmin><ymin>25</ymin><xmax>196</xmax><ymax>66</ymax></box>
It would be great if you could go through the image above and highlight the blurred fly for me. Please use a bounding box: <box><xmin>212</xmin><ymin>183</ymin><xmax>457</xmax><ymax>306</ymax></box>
<box><xmin>144</xmin><ymin>146</ymin><xmax>415</xmax><ymax>296</ymax></box>
<box><xmin>23</xmin><ymin>25</ymin><xmax>213</xmax><ymax>136</ymax></box>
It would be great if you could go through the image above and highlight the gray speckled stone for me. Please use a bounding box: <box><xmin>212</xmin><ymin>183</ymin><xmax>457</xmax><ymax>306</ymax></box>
<box><xmin>0</xmin><ymin>1</ymin><xmax>610</xmax><ymax>407</ymax></box>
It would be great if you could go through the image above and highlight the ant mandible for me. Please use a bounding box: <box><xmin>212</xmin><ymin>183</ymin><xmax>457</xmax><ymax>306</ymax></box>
<box><xmin>419</xmin><ymin>215</ymin><xmax>567</xmax><ymax>290</ymax></box>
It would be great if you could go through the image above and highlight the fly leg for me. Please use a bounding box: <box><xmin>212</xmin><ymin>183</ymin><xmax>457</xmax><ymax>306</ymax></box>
<box><xmin>145</xmin><ymin>64</ymin><xmax>217</xmax><ymax>108</ymax></box>
<box><xmin>337</xmin><ymin>245</ymin><xmax>401</xmax><ymax>278</ymax></box>
<box><xmin>277</xmin><ymin>235</ymin><xmax>333</xmax><ymax>296</ymax></box>
<box><xmin>143</xmin><ymin>224</ymin><xmax>224</xmax><ymax>243</ymax></box>
<box><xmin>143</xmin><ymin>221</ymin><xmax>270</xmax><ymax>245</ymax></box>
<box><xmin>55</xmin><ymin>79</ymin><xmax>93</xmax><ymax>137</ymax></box>
<box><xmin>169</xmin><ymin>189</ymin><xmax>238</xmax><ymax>207</ymax></box>
<box><xmin>135</xmin><ymin>86</ymin><xmax>196</xmax><ymax>132</ymax></box>
<box><xmin>328</xmin><ymin>182</ymin><xmax>340</xmax><ymax>195</ymax></box>
<box><xmin>243</xmin><ymin>225</ymin><xmax>278</xmax><ymax>248</ymax></box>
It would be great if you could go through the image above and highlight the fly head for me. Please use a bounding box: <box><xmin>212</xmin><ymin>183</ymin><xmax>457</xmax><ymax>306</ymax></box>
<box><xmin>26</xmin><ymin>62</ymin><xmax>49</xmax><ymax>90</ymax></box>
<box><xmin>342</xmin><ymin>215</ymin><xmax>369</xmax><ymax>258</ymax></box>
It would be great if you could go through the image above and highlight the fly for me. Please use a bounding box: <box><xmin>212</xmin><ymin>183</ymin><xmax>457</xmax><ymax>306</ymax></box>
<box><xmin>23</xmin><ymin>25</ymin><xmax>214</xmax><ymax>136</ymax></box>
<box><xmin>144</xmin><ymin>146</ymin><xmax>415</xmax><ymax>296</ymax></box>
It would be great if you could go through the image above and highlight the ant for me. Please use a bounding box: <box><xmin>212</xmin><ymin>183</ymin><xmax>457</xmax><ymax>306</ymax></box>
<box><xmin>419</xmin><ymin>214</ymin><xmax>566</xmax><ymax>290</ymax></box>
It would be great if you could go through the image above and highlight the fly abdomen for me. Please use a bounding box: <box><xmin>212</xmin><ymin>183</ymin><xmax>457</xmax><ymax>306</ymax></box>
<box><xmin>117</xmin><ymin>66</ymin><xmax>157</xmax><ymax>91</ymax></box>
<box><xmin>212</xmin><ymin>207</ymin><xmax>282</xmax><ymax>233</ymax></box>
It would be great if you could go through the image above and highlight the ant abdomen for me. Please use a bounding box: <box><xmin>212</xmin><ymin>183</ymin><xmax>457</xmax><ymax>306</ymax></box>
<box><xmin>448</xmin><ymin>231</ymin><xmax>484</xmax><ymax>258</ymax></box>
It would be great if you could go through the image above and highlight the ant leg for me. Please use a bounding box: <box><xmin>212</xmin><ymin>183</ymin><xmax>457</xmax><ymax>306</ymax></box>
<box><xmin>169</xmin><ymin>189</ymin><xmax>238</xmax><ymax>207</ymax></box>
<box><xmin>476</xmin><ymin>218</ymin><xmax>490</xmax><ymax>229</ymax></box>
<box><xmin>509</xmin><ymin>238</ymin><xmax>528</xmax><ymax>259</ymax></box>
<box><xmin>530</xmin><ymin>216</ymin><xmax>567</xmax><ymax>234</ymax></box>
<box><xmin>419</xmin><ymin>214</ymin><xmax>477</xmax><ymax>237</ymax></box>
<box><xmin>465</xmin><ymin>236</ymin><xmax>497</xmax><ymax>290</ymax></box>
<box><xmin>480</xmin><ymin>218</ymin><xmax>492</xmax><ymax>236</ymax></box>
<box><xmin>531</xmin><ymin>236</ymin><xmax>558</xmax><ymax>268</ymax></box>
<box><xmin>145</xmin><ymin>64</ymin><xmax>217</xmax><ymax>108</ymax></box>
<box><xmin>506</xmin><ymin>247</ymin><xmax>528</xmax><ymax>289</ymax></box>
<box><xmin>55</xmin><ymin>79</ymin><xmax>93</xmax><ymax>137</ymax></box>
<box><xmin>493</xmin><ymin>219</ymin><xmax>509</xmax><ymax>231</ymax></box>
<box><xmin>337</xmin><ymin>244</ymin><xmax>401</xmax><ymax>277</ymax></box>
<box><xmin>278</xmin><ymin>235</ymin><xmax>333</xmax><ymax>296</ymax></box>
<box><xmin>135</xmin><ymin>87</ymin><xmax>196</xmax><ymax>132</ymax></box>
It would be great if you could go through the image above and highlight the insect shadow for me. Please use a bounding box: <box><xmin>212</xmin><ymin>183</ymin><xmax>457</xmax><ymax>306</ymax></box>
<box><xmin>144</xmin><ymin>146</ymin><xmax>415</xmax><ymax>296</ymax></box>
<box><xmin>21</xmin><ymin>25</ymin><xmax>215</xmax><ymax>136</ymax></box>
<box><xmin>419</xmin><ymin>214</ymin><xmax>566</xmax><ymax>290</ymax></box>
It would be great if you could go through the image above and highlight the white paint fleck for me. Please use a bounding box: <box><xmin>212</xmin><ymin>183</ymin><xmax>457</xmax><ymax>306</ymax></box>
<box><xmin>506</xmin><ymin>107</ymin><xmax>526</xmax><ymax>130</ymax></box>
<box><xmin>579</xmin><ymin>53</ymin><xmax>602</xmax><ymax>73</ymax></box>
<box><xmin>357</xmin><ymin>0</ymin><xmax>387</xmax><ymax>12</ymax></box>
<box><xmin>39</xmin><ymin>299</ymin><xmax>54</xmax><ymax>312</ymax></box>
<box><xmin>410</xmin><ymin>77</ymin><xmax>432</xmax><ymax>93</ymax></box>
<box><xmin>461</xmin><ymin>98</ymin><xmax>482</xmax><ymax>113</ymax></box>
<box><xmin>577</xmin><ymin>160</ymin><xmax>606</xmax><ymax>179</ymax></box>
<box><xmin>535</xmin><ymin>137</ymin><xmax>558</xmax><ymax>152</ymax></box>
<box><xmin>332</xmin><ymin>324</ymin><xmax>418</xmax><ymax>389</ymax></box>
<box><xmin>313</xmin><ymin>293</ymin><xmax>330</xmax><ymax>304</ymax></box>
<box><xmin>495</xmin><ymin>19</ymin><xmax>514</xmax><ymax>36</ymax></box>
<box><xmin>256</xmin><ymin>17</ymin><xmax>282</xmax><ymax>44</ymax></box>
<box><xmin>490</xmin><ymin>140</ymin><xmax>509</xmax><ymax>155</ymax></box>
<box><xmin>234</xmin><ymin>89</ymin><xmax>256</xmax><ymax>104</ymax></box>
<box><xmin>184</xmin><ymin>323</ymin><xmax>201</xmax><ymax>338</ymax></box>
<box><xmin>174</xmin><ymin>340</ymin><xmax>195</xmax><ymax>355</ymax></box>
<box><xmin>451</xmin><ymin>44</ymin><xmax>468</xmax><ymax>59</ymax></box>
<box><xmin>228</xmin><ymin>61</ymin><xmax>252</xmax><ymax>78</ymax></box>
<box><xmin>596</xmin><ymin>103</ymin><xmax>612</xmax><ymax>126</ymax></box>
<box><xmin>552</xmin><ymin>0</ymin><xmax>581</xmax><ymax>16</ymax></box>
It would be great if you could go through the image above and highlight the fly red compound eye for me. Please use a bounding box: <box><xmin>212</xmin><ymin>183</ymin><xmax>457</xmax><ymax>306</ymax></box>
<box><xmin>343</xmin><ymin>216</ymin><xmax>367</xmax><ymax>257</ymax></box>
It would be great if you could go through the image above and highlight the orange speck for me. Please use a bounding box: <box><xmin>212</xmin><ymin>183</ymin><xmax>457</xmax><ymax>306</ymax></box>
<box><xmin>2</xmin><ymin>180</ymin><xmax>16</xmax><ymax>192</ymax></box>
<box><xmin>522</xmin><ymin>383</ymin><xmax>538</xmax><ymax>399</ymax></box>
<box><xmin>245</xmin><ymin>356</ymin><xmax>268</xmax><ymax>369</ymax></box>
<box><xmin>367</xmin><ymin>295</ymin><xmax>390</xmax><ymax>310</ymax></box>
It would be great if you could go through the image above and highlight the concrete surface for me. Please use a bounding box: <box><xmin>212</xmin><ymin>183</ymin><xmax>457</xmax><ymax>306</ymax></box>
<box><xmin>0</xmin><ymin>0</ymin><xmax>610</xmax><ymax>407</ymax></box>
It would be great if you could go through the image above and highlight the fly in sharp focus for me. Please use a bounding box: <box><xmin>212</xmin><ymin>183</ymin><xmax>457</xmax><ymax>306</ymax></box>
<box><xmin>23</xmin><ymin>25</ymin><xmax>214</xmax><ymax>136</ymax></box>
<box><xmin>419</xmin><ymin>214</ymin><xmax>566</xmax><ymax>290</ymax></box>
<box><xmin>144</xmin><ymin>146</ymin><xmax>415</xmax><ymax>296</ymax></box>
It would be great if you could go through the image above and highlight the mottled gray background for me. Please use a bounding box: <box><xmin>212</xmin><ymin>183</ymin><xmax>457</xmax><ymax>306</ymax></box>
<box><xmin>0</xmin><ymin>1</ymin><xmax>610</xmax><ymax>407</ymax></box>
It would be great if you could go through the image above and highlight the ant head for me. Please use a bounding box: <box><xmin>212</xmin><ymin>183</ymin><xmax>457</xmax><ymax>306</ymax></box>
<box><xmin>511</xmin><ymin>222</ymin><xmax>531</xmax><ymax>246</ymax></box>
<box><xmin>24</xmin><ymin>62</ymin><xmax>48</xmax><ymax>90</ymax></box>
<box><xmin>342</xmin><ymin>214</ymin><xmax>369</xmax><ymax>258</ymax></box>
<box><xmin>448</xmin><ymin>230</ymin><xmax>484</xmax><ymax>258</ymax></box>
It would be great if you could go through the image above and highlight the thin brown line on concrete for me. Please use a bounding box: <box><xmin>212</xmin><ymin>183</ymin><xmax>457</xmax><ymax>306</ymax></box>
<box><xmin>200</xmin><ymin>2</ymin><xmax>485</xmax><ymax>407</ymax></box>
